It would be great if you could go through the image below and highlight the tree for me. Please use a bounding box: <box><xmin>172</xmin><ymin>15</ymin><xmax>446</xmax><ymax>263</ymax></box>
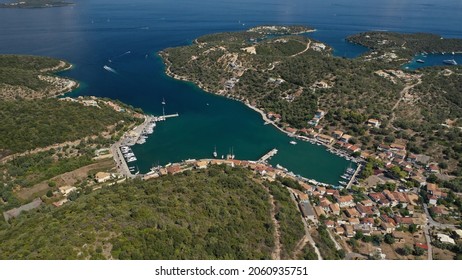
<box><xmin>46</xmin><ymin>190</ymin><xmax>54</xmax><ymax>197</ymax></box>
<box><xmin>413</xmin><ymin>246</ymin><xmax>425</xmax><ymax>256</ymax></box>
<box><xmin>438</xmin><ymin>162</ymin><xmax>448</xmax><ymax>169</ymax></box>
<box><xmin>372</xmin><ymin>234</ymin><xmax>383</xmax><ymax>246</ymax></box>
<box><xmin>384</xmin><ymin>233</ymin><xmax>395</xmax><ymax>244</ymax></box>
<box><xmin>408</xmin><ymin>224</ymin><xmax>418</xmax><ymax>234</ymax></box>
<box><xmin>401</xmin><ymin>245</ymin><xmax>412</xmax><ymax>256</ymax></box>
<box><xmin>354</xmin><ymin>231</ymin><xmax>364</xmax><ymax>240</ymax></box>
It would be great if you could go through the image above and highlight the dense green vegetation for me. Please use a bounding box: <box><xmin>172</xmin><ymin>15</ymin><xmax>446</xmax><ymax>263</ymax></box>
<box><xmin>348</xmin><ymin>32</ymin><xmax>462</xmax><ymax>58</ymax></box>
<box><xmin>0</xmin><ymin>54</ymin><xmax>143</xmax><ymax>213</ymax></box>
<box><xmin>312</xmin><ymin>225</ymin><xmax>345</xmax><ymax>260</ymax></box>
<box><xmin>163</xmin><ymin>31</ymin><xmax>403</xmax><ymax>129</ymax></box>
<box><xmin>0</xmin><ymin>166</ymin><xmax>299</xmax><ymax>260</ymax></box>
<box><xmin>0</xmin><ymin>99</ymin><xmax>136</xmax><ymax>154</ymax></box>
<box><xmin>0</xmin><ymin>0</ymin><xmax>73</xmax><ymax>8</ymax></box>
<box><xmin>300</xmin><ymin>243</ymin><xmax>318</xmax><ymax>260</ymax></box>
<box><xmin>162</xmin><ymin>27</ymin><xmax>462</xmax><ymax>171</ymax></box>
<box><xmin>0</xmin><ymin>55</ymin><xmax>71</xmax><ymax>99</ymax></box>
<box><xmin>265</xmin><ymin>181</ymin><xmax>305</xmax><ymax>259</ymax></box>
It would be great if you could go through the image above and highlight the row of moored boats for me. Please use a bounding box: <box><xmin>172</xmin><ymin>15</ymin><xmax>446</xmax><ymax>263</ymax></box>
<box><xmin>136</xmin><ymin>120</ymin><xmax>156</xmax><ymax>145</ymax></box>
<box><xmin>339</xmin><ymin>167</ymin><xmax>356</xmax><ymax>186</ymax></box>
<box><xmin>120</xmin><ymin>146</ymin><xmax>137</xmax><ymax>163</ymax></box>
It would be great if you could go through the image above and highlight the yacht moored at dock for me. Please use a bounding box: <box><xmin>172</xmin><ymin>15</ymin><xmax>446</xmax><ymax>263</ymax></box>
<box><xmin>443</xmin><ymin>59</ymin><xmax>457</xmax><ymax>65</ymax></box>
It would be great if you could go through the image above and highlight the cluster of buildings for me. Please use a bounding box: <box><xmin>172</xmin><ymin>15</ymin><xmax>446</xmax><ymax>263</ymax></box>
<box><xmin>60</xmin><ymin>96</ymin><xmax>144</xmax><ymax>118</ymax></box>
<box><xmin>143</xmin><ymin>158</ymin><xmax>293</xmax><ymax>182</ymax></box>
<box><xmin>296</xmin><ymin>181</ymin><xmax>423</xmax><ymax>238</ymax></box>
<box><xmin>51</xmin><ymin>172</ymin><xmax>126</xmax><ymax>208</ymax></box>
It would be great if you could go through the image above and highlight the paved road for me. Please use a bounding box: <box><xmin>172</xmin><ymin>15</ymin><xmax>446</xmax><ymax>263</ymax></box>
<box><xmin>422</xmin><ymin>203</ymin><xmax>459</xmax><ymax>260</ymax></box>
<box><xmin>287</xmin><ymin>189</ymin><xmax>323</xmax><ymax>260</ymax></box>
<box><xmin>423</xmin><ymin>204</ymin><xmax>457</xmax><ymax>230</ymax></box>
<box><xmin>423</xmin><ymin>224</ymin><xmax>433</xmax><ymax>260</ymax></box>
<box><xmin>111</xmin><ymin>141</ymin><xmax>134</xmax><ymax>178</ymax></box>
<box><xmin>327</xmin><ymin>228</ymin><xmax>342</xmax><ymax>251</ymax></box>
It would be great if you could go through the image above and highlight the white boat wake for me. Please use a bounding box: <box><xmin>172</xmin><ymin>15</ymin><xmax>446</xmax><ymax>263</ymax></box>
<box><xmin>103</xmin><ymin>65</ymin><xmax>117</xmax><ymax>74</ymax></box>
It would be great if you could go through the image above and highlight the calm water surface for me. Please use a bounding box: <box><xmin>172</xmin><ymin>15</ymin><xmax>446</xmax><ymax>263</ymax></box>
<box><xmin>1</xmin><ymin>0</ymin><xmax>461</xmax><ymax>184</ymax></box>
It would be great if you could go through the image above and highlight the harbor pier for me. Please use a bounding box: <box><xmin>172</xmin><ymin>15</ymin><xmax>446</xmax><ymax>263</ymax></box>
<box><xmin>258</xmin><ymin>148</ymin><xmax>278</xmax><ymax>163</ymax></box>
<box><xmin>346</xmin><ymin>163</ymin><xmax>362</xmax><ymax>189</ymax></box>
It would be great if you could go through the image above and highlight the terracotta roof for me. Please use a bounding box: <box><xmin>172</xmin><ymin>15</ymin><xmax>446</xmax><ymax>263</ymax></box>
<box><xmin>415</xmin><ymin>243</ymin><xmax>428</xmax><ymax>250</ymax></box>
<box><xmin>329</xmin><ymin>203</ymin><xmax>340</xmax><ymax>213</ymax></box>
<box><xmin>390</xmin><ymin>143</ymin><xmax>406</xmax><ymax>150</ymax></box>
<box><xmin>348</xmin><ymin>218</ymin><xmax>360</xmax><ymax>225</ymax></box>
<box><xmin>426</xmin><ymin>183</ymin><xmax>438</xmax><ymax>192</ymax></box>
<box><xmin>337</xmin><ymin>195</ymin><xmax>354</xmax><ymax>203</ymax></box>
<box><xmin>345</xmin><ymin>208</ymin><xmax>360</xmax><ymax>218</ymax></box>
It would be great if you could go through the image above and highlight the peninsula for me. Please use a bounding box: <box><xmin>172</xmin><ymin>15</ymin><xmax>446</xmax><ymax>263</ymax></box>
<box><xmin>159</xmin><ymin>26</ymin><xmax>462</xmax><ymax>259</ymax></box>
<box><xmin>0</xmin><ymin>0</ymin><xmax>73</xmax><ymax>8</ymax></box>
<box><xmin>160</xmin><ymin>26</ymin><xmax>462</xmax><ymax>173</ymax></box>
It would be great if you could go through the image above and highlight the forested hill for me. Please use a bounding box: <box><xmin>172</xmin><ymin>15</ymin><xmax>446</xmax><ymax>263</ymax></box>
<box><xmin>348</xmin><ymin>32</ymin><xmax>462</xmax><ymax>57</ymax></box>
<box><xmin>161</xmin><ymin>26</ymin><xmax>462</xmax><ymax>173</ymax></box>
<box><xmin>0</xmin><ymin>166</ymin><xmax>306</xmax><ymax>260</ymax></box>
<box><xmin>0</xmin><ymin>55</ymin><xmax>138</xmax><ymax>156</ymax></box>
<box><xmin>0</xmin><ymin>54</ymin><xmax>76</xmax><ymax>100</ymax></box>
<box><xmin>0</xmin><ymin>54</ymin><xmax>142</xmax><ymax>213</ymax></box>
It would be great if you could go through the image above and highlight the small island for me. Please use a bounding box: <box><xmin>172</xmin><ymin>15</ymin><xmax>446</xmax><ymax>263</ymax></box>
<box><xmin>0</xmin><ymin>0</ymin><xmax>73</xmax><ymax>8</ymax></box>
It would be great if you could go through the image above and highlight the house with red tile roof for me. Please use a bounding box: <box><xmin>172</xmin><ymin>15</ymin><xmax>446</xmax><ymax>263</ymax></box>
<box><xmin>325</xmin><ymin>220</ymin><xmax>335</xmax><ymax>228</ymax></box>
<box><xmin>335</xmin><ymin>227</ymin><xmax>345</xmax><ymax>235</ymax></box>
<box><xmin>167</xmin><ymin>165</ymin><xmax>182</xmax><ymax>175</ymax></box>
<box><xmin>336</xmin><ymin>195</ymin><xmax>355</xmax><ymax>208</ymax></box>
<box><xmin>329</xmin><ymin>203</ymin><xmax>341</xmax><ymax>215</ymax></box>
<box><xmin>390</xmin><ymin>143</ymin><xmax>406</xmax><ymax>151</ymax></box>
<box><xmin>319</xmin><ymin>198</ymin><xmax>332</xmax><ymax>212</ymax></box>
<box><xmin>381</xmin><ymin>222</ymin><xmax>396</xmax><ymax>233</ymax></box>
<box><xmin>343</xmin><ymin>224</ymin><xmax>355</xmax><ymax>237</ymax></box>
<box><xmin>361</xmin><ymin>218</ymin><xmax>375</xmax><ymax>227</ymax></box>
<box><xmin>333</xmin><ymin>130</ymin><xmax>344</xmax><ymax>139</ymax></box>
<box><xmin>340</xmin><ymin>134</ymin><xmax>353</xmax><ymax>143</ymax></box>
<box><xmin>356</xmin><ymin>204</ymin><xmax>376</xmax><ymax>217</ymax></box>
<box><xmin>345</xmin><ymin>208</ymin><xmax>360</xmax><ymax>218</ymax></box>
<box><xmin>326</xmin><ymin>189</ymin><xmax>340</xmax><ymax>197</ymax></box>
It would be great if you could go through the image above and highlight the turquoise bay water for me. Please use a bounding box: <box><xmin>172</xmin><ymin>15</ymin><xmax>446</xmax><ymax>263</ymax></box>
<box><xmin>404</xmin><ymin>53</ymin><xmax>461</xmax><ymax>70</ymax></box>
<box><xmin>1</xmin><ymin>0</ymin><xmax>461</xmax><ymax>184</ymax></box>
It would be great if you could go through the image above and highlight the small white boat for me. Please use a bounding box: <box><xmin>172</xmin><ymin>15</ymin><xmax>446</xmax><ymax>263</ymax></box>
<box><xmin>127</xmin><ymin>156</ymin><xmax>137</xmax><ymax>162</ymax></box>
<box><xmin>443</xmin><ymin>59</ymin><xmax>457</xmax><ymax>65</ymax></box>
<box><xmin>289</xmin><ymin>140</ymin><xmax>297</xmax><ymax>145</ymax></box>
<box><xmin>103</xmin><ymin>65</ymin><xmax>117</xmax><ymax>73</ymax></box>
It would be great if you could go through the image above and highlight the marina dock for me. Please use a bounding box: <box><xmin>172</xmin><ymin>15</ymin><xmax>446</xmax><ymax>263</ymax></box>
<box><xmin>113</xmin><ymin>113</ymin><xmax>179</xmax><ymax>177</ymax></box>
<box><xmin>258</xmin><ymin>148</ymin><xmax>278</xmax><ymax>163</ymax></box>
<box><xmin>346</xmin><ymin>163</ymin><xmax>362</xmax><ymax>189</ymax></box>
<box><xmin>154</xmin><ymin>113</ymin><xmax>179</xmax><ymax>121</ymax></box>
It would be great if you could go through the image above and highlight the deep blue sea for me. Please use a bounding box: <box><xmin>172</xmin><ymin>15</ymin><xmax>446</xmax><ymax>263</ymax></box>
<box><xmin>1</xmin><ymin>0</ymin><xmax>461</xmax><ymax>184</ymax></box>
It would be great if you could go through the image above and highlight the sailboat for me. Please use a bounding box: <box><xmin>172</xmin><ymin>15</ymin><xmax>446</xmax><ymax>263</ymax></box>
<box><xmin>162</xmin><ymin>98</ymin><xmax>166</xmax><ymax>105</ymax></box>
<box><xmin>213</xmin><ymin>146</ymin><xmax>218</xmax><ymax>158</ymax></box>
<box><xmin>226</xmin><ymin>147</ymin><xmax>235</xmax><ymax>159</ymax></box>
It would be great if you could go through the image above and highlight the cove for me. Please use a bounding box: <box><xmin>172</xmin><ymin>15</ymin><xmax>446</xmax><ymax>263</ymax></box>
<box><xmin>128</xmin><ymin>57</ymin><xmax>351</xmax><ymax>185</ymax></box>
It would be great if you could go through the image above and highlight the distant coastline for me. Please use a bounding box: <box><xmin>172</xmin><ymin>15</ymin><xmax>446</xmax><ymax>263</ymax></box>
<box><xmin>0</xmin><ymin>0</ymin><xmax>74</xmax><ymax>9</ymax></box>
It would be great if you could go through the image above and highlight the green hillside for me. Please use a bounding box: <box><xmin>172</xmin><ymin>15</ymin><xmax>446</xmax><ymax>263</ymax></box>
<box><xmin>0</xmin><ymin>167</ymin><xmax>305</xmax><ymax>260</ymax></box>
